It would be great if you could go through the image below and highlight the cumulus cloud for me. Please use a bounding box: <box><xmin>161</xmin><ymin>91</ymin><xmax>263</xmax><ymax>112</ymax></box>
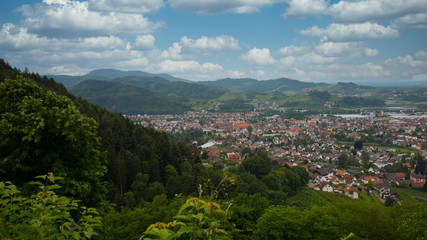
<box><xmin>167</xmin><ymin>0</ymin><xmax>284</xmax><ymax>14</ymax></box>
<box><xmin>0</xmin><ymin>23</ymin><xmax>151</xmax><ymax>75</ymax></box>
<box><xmin>298</xmin><ymin>22</ymin><xmax>399</xmax><ymax>41</ymax></box>
<box><xmin>282</xmin><ymin>0</ymin><xmax>328</xmax><ymax>19</ymax></box>
<box><xmin>0</xmin><ymin>23</ymin><xmax>130</xmax><ymax>51</ymax></box>
<box><xmin>278</xmin><ymin>45</ymin><xmax>309</xmax><ymax>55</ymax></box>
<box><xmin>180</xmin><ymin>36</ymin><xmax>240</xmax><ymax>51</ymax></box>
<box><xmin>88</xmin><ymin>0</ymin><xmax>164</xmax><ymax>14</ymax></box>
<box><xmin>315</xmin><ymin>42</ymin><xmax>378</xmax><ymax>57</ymax></box>
<box><xmin>17</xmin><ymin>0</ymin><xmax>163</xmax><ymax>37</ymax></box>
<box><xmin>384</xmin><ymin>50</ymin><xmax>427</xmax><ymax>79</ymax></box>
<box><xmin>133</xmin><ymin>35</ymin><xmax>155</xmax><ymax>50</ymax></box>
<box><xmin>152</xmin><ymin>59</ymin><xmax>229</xmax><ymax>80</ymax></box>
<box><xmin>277</xmin><ymin>48</ymin><xmax>427</xmax><ymax>82</ymax></box>
<box><xmin>391</xmin><ymin>13</ymin><xmax>427</xmax><ymax>30</ymax></box>
<box><xmin>160</xmin><ymin>35</ymin><xmax>240</xmax><ymax>60</ymax></box>
<box><xmin>158</xmin><ymin>59</ymin><xmax>223</xmax><ymax>73</ymax></box>
<box><xmin>328</xmin><ymin>0</ymin><xmax>427</xmax><ymax>24</ymax></box>
<box><xmin>242</xmin><ymin>48</ymin><xmax>276</xmax><ymax>65</ymax></box>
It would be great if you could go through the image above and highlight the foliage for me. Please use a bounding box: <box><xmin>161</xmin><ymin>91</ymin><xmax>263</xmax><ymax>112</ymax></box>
<box><xmin>99</xmin><ymin>194</ymin><xmax>173</xmax><ymax>240</ymax></box>
<box><xmin>241</xmin><ymin>154</ymin><xmax>270</xmax><ymax>179</ymax></box>
<box><xmin>0</xmin><ymin>76</ymin><xmax>106</xmax><ymax>205</ymax></box>
<box><xmin>0</xmin><ymin>173</ymin><xmax>102</xmax><ymax>239</ymax></box>
<box><xmin>142</xmin><ymin>194</ymin><xmax>230</xmax><ymax>240</ymax></box>
<box><xmin>228</xmin><ymin>193</ymin><xmax>271</xmax><ymax>238</ymax></box>
<box><xmin>253</xmin><ymin>205</ymin><xmax>342</xmax><ymax>240</ymax></box>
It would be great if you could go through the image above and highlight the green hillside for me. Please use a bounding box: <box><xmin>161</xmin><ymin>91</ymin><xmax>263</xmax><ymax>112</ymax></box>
<box><xmin>113</xmin><ymin>76</ymin><xmax>226</xmax><ymax>99</ymax></box>
<box><xmin>71</xmin><ymin>80</ymin><xmax>191</xmax><ymax>114</ymax></box>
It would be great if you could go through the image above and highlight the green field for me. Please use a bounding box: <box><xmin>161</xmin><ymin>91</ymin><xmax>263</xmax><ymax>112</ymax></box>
<box><xmin>392</xmin><ymin>187</ymin><xmax>427</xmax><ymax>202</ymax></box>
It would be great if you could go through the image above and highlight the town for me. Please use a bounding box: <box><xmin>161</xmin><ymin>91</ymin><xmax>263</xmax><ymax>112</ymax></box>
<box><xmin>127</xmin><ymin>110</ymin><xmax>427</xmax><ymax>204</ymax></box>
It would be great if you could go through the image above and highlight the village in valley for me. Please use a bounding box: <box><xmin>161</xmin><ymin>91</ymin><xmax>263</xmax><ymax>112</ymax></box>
<box><xmin>127</xmin><ymin>109</ymin><xmax>427</xmax><ymax>204</ymax></box>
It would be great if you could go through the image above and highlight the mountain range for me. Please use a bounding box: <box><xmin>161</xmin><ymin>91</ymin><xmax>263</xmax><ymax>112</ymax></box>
<box><xmin>48</xmin><ymin>69</ymin><xmax>422</xmax><ymax>115</ymax></box>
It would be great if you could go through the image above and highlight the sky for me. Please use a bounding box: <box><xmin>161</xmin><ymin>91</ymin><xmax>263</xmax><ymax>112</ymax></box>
<box><xmin>0</xmin><ymin>0</ymin><xmax>427</xmax><ymax>83</ymax></box>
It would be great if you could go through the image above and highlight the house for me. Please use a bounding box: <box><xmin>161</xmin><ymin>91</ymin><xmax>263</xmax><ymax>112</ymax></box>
<box><xmin>409</xmin><ymin>171</ymin><xmax>426</xmax><ymax>187</ymax></box>
<box><xmin>343</xmin><ymin>186</ymin><xmax>359</xmax><ymax>199</ymax></box>
<box><xmin>369</xmin><ymin>166</ymin><xmax>380</xmax><ymax>174</ymax></box>
<box><xmin>379</xmin><ymin>187</ymin><xmax>391</xmax><ymax>199</ymax></box>
<box><xmin>322</xmin><ymin>184</ymin><xmax>333</xmax><ymax>193</ymax></box>
<box><xmin>227</xmin><ymin>152</ymin><xmax>241</xmax><ymax>163</ymax></box>
<box><xmin>336</xmin><ymin>169</ymin><xmax>347</xmax><ymax>177</ymax></box>
<box><xmin>317</xmin><ymin>181</ymin><xmax>333</xmax><ymax>192</ymax></box>
<box><xmin>385</xmin><ymin>172</ymin><xmax>406</xmax><ymax>182</ymax></box>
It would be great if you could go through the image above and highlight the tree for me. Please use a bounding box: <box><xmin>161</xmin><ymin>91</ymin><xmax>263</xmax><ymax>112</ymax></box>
<box><xmin>353</xmin><ymin>140</ymin><xmax>363</xmax><ymax>151</ymax></box>
<box><xmin>361</xmin><ymin>151</ymin><xmax>370</xmax><ymax>168</ymax></box>
<box><xmin>242</xmin><ymin>152</ymin><xmax>270</xmax><ymax>179</ymax></box>
<box><xmin>253</xmin><ymin>206</ymin><xmax>313</xmax><ymax>239</ymax></box>
<box><xmin>338</xmin><ymin>153</ymin><xmax>349</xmax><ymax>169</ymax></box>
<box><xmin>0</xmin><ymin>77</ymin><xmax>106</xmax><ymax>205</ymax></box>
<box><xmin>414</xmin><ymin>152</ymin><xmax>426</xmax><ymax>175</ymax></box>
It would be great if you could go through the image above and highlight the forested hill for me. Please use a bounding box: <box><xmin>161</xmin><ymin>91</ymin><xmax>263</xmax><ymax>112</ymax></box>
<box><xmin>71</xmin><ymin>79</ymin><xmax>192</xmax><ymax>114</ymax></box>
<box><xmin>0</xmin><ymin>59</ymin><xmax>202</xmax><ymax>206</ymax></box>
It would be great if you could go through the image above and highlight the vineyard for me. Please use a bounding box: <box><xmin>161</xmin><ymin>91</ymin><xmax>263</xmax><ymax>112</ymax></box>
<box><xmin>392</xmin><ymin>187</ymin><xmax>427</xmax><ymax>202</ymax></box>
<box><xmin>287</xmin><ymin>189</ymin><xmax>381</xmax><ymax>209</ymax></box>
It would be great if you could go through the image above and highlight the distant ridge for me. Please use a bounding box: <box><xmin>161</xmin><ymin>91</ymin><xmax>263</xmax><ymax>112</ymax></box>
<box><xmin>85</xmin><ymin>69</ymin><xmax>191</xmax><ymax>83</ymax></box>
<box><xmin>49</xmin><ymin>69</ymin><xmax>192</xmax><ymax>89</ymax></box>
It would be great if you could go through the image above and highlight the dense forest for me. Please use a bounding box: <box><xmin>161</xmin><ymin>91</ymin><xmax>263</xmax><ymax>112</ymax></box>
<box><xmin>1</xmin><ymin>59</ymin><xmax>426</xmax><ymax>239</ymax></box>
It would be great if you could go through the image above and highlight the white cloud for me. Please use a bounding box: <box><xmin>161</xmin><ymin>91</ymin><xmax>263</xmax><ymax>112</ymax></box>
<box><xmin>160</xmin><ymin>35</ymin><xmax>240</xmax><ymax>60</ymax></box>
<box><xmin>276</xmin><ymin>48</ymin><xmax>427</xmax><ymax>82</ymax></box>
<box><xmin>282</xmin><ymin>0</ymin><xmax>328</xmax><ymax>19</ymax></box>
<box><xmin>298</xmin><ymin>22</ymin><xmax>399</xmax><ymax>42</ymax></box>
<box><xmin>364</xmin><ymin>48</ymin><xmax>379</xmax><ymax>57</ymax></box>
<box><xmin>278</xmin><ymin>45</ymin><xmax>309</xmax><ymax>55</ymax></box>
<box><xmin>279</xmin><ymin>56</ymin><xmax>296</xmax><ymax>66</ymax></box>
<box><xmin>167</xmin><ymin>0</ymin><xmax>284</xmax><ymax>14</ymax></box>
<box><xmin>391</xmin><ymin>13</ymin><xmax>427</xmax><ymax>30</ymax></box>
<box><xmin>158</xmin><ymin>59</ymin><xmax>223</xmax><ymax>73</ymax></box>
<box><xmin>0</xmin><ymin>23</ymin><xmax>130</xmax><ymax>51</ymax></box>
<box><xmin>18</xmin><ymin>0</ymin><xmax>163</xmax><ymax>37</ymax></box>
<box><xmin>328</xmin><ymin>0</ymin><xmax>427</xmax><ymax>24</ymax></box>
<box><xmin>160</xmin><ymin>43</ymin><xmax>183</xmax><ymax>60</ymax></box>
<box><xmin>0</xmin><ymin>23</ymin><xmax>49</xmax><ymax>50</ymax></box>
<box><xmin>88</xmin><ymin>0</ymin><xmax>164</xmax><ymax>14</ymax></box>
<box><xmin>315</xmin><ymin>41</ymin><xmax>378</xmax><ymax>57</ymax></box>
<box><xmin>299</xmin><ymin>52</ymin><xmax>336</xmax><ymax>65</ymax></box>
<box><xmin>153</xmin><ymin>59</ymin><xmax>228</xmax><ymax>80</ymax></box>
<box><xmin>242</xmin><ymin>47</ymin><xmax>276</xmax><ymax>65</ymax></box>
<box><xmin>315</xmin><ymin>42</ymin><xmax>356</xmax><ymax>57</ymax></box>
<box><xmin>180</xmin><ymin>36</ymin><xmax>240</xmax><ymax>51</ymax></box>
<box><xmin>133</xmin><ymin>35</ymin><xmax>155</xmax><ymax>50</ymax></box>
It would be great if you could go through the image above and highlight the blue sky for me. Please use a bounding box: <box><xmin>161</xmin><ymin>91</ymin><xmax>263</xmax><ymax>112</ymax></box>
<box><xmin>0</xmin><ymin>0</ymin><xmax>426</xmax><ymax>83</ymax></box>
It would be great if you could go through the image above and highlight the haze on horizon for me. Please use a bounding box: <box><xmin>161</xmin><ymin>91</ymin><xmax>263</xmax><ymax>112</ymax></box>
<box><xmin>0</xmin><ymin>0</ymin><xmax>426</xmax><ymax>84</ymax></box>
